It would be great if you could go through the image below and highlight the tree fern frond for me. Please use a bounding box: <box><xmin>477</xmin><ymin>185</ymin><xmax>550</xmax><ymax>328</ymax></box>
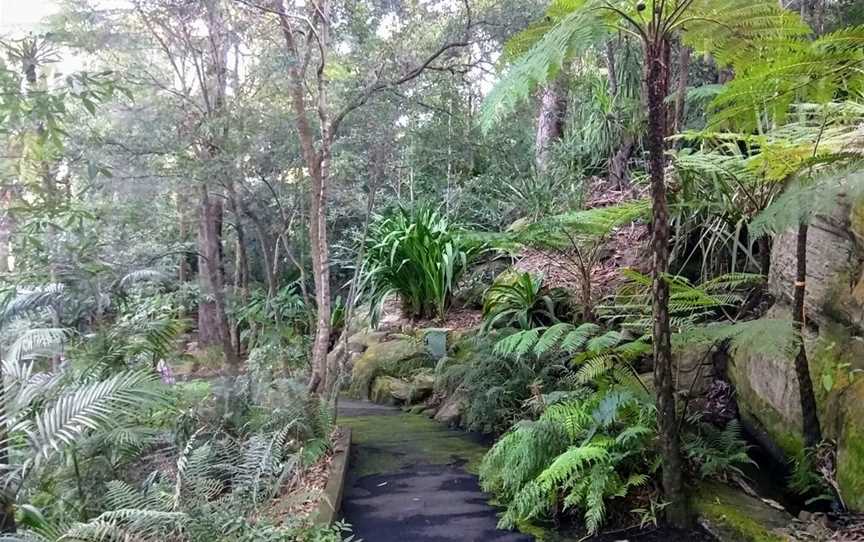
<box><xmin>560</xmin><ymin>323</ymin><xmax>601</xmax><ymax>352</ymax></box>
<box><xmin>481</xmin><ymin>6</ymin><xmax>606</xmax><ymax>131</ymax></box>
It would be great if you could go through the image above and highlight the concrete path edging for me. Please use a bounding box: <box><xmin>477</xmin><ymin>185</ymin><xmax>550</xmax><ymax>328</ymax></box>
<box><xmin>313</xmin><ymin>427</ymin><xmax>352</xmax><ymax>525</ymax></box>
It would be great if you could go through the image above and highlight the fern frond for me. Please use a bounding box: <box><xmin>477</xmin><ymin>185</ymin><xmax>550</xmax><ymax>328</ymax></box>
<box><xmin>481</xmin><ymin>5</ymin><xmax>605</xmax><ymax>131</ymax></box>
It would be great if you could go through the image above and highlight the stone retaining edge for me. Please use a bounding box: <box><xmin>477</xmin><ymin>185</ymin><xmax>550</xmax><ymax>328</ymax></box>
<box><xmin>313</xmin><ymin>427</ymin><xmax>352</xmax><ymax>526</ymax></box>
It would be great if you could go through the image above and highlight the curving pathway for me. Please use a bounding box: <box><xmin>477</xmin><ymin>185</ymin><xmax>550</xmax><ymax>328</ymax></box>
<box><xmin>338</xmin><ymin>399</ymin><xmax>533</xmax><ymax>542</ymax></box>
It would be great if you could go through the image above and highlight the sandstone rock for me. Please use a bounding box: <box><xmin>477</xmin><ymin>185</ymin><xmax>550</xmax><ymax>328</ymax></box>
<box><xmin>693</xmin><ymin>481</ymin><xmax>794</xmax><ymax>542</ymax></box>
<box><xmin>728</xmin><ymin>304</ymin><xmax>864</xmax><ymax>511</ymax></box>
<box><xmin>768</xmin><ymin>194</ymin><xmax>863</xmax><ymax>330</ymax></box>
<box><xmin>370</xmin><ymin>376</ymin><xmax>411</xmax><ymax>405</ymax></box>
<box><xmin>434</xmin><ymin>391</ymin><xmax>466</xmax><ymax>426</ymax></box>
<box><xmin>408</xmin><ymin>372</ymin><xmax>436</xmax><ymax>404</ymax></box>
<box><xmin>348</xmin><ymin>338</ymin><xmax>425</xmax><ymax>400</ymax></box>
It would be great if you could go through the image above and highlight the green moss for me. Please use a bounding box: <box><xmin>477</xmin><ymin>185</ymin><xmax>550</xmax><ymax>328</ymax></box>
<box><xmin>693</xmin><ymin>483</ymin><xmax>792</xmax><ymax>542</ymax></box>
<box><xmin>838</xmin><ymin>380</ymin><xmax>864</xmax><ymax>511</ymax></box>
<box><xmin>340</xmin><ymin>412</ymin><xmax>488</xmax><ymax>477</ymax></box>
<box><xmin>839</xmin><ymin>426</ymin><xmax>864</xmax><ymax>510</ymax></box>
<box><xmin>737</xmin><ymin>388</ymin><xmax>805</xmax><ymax>459</ymax></box>
<box><xmin>348</xmin><ymin>338</ymin><xmax>424</xmax><ymax>399</ymax></box>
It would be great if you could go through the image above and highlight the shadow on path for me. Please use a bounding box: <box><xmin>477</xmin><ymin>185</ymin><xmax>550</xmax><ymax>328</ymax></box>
<box><xmin>338</xmin><ymin>399</ymin><xmax>532</xmax><ymax>542</ymax></box>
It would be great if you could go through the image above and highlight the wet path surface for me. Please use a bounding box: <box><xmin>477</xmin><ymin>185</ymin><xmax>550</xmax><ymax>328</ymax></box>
<box><xmin>338</xmin><ymin>399</ymin><xmax>533</xmax><ymax>542</ymax></box>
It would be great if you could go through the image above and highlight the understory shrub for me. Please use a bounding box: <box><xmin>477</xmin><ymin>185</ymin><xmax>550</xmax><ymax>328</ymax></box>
<box><xmin>480</xmin><ymin>384</ymin><xmax>756</xmax><ymax>535</ymax></box>
<box><xmin>480</xmin><ymin>386</ymin><xmax>658</xmax><ymax>534</ymax></box>
<box><xmin>482</xmin><ymin>271</ymin><xmax>569</xmax><ymax>332</ymax></box>
<box><xmin>363</xmin><ymin>205</ymin><xmax>479</xmax><ymax>321</ymax></box>
<box><xmin>440</xmin><ymin>338</ymin><xmax>572</xmax><ymax>434</ymax></box>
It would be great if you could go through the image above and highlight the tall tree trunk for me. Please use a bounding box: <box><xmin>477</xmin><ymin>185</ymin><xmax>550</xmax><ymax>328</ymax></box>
<box><xmin>645</xmin><ymin>36</ymin><xmax>688</xmax><ymax>527</ymax></box>
<box><xmin>793</xmin><ymin>224</ymin><xmax>823</xmax><ymax>448</ymax></box>
<box><xmin>609</xmin><ymin>136</ymin><xmax>635</xmax><ymax>189</ymax></box>
<box><xmin>0</xmin><ymin>187</ymin><xmax>13</xmax><ymax>274</ymax></box>
<box><xmin>673</xmin><ymin>45</ymin><xmax>691</xmax><ymax>138</ymax></box>
<box><xmin>274</xmin><ymin>0</ymin><xmax>333</xmax><ymax>394</ymax></box>
<box><xmin>535</xmin><ymin>76</ymin><xmax>568</xmax><ymax>175</ymax></box>
<box><xmin>198</xmin><ymin>184</ymin><xmax>240</xmax><ymax>369</ymax></box>
<box><xmin>605</xmin><ymin>40</ymin><xmax>634</xmax><ymax>188</ymax></box>
<box><xmin>226</xmin><ymin>180</ymin><xmax>248</xmax><ymax>355</ymax></box>
<box><xmin>177</xmin><ymin>190</ymin><xmax>191</xmax><ymax>284</ymax></box>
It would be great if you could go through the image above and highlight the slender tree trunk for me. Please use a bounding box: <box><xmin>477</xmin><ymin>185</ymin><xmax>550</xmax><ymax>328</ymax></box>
<box><xmin>645</xmin><ymin>36</ymin><xmax>689</xmax><ymax>527</ymax></box>
<box><xmin>759</xmin><ymin>236</ymin><xmax>771</xmax><ymax>276</ymax></box>
<box><xmin>605</xmin><ymin>40</ymin><xmax>634</xmax><ymax>188</ymax></box>
<box><xmin>0</xmin><ymin>353</ymin><xmax>15</xmax><ymax>534</ymax></box>
<box><xmin>274</xmin><ymin>0</ymin><xmax>333</xmax><ymax>394</ymax></box>
<box><xmin>226</xmin><ymin>180</ymin><xmax>248</xmax><ymax>355</ymax></box>
<box><xmin>0</xmin><ymin>186</ymin><xmax>13</xmax><ymax>274</ymax></box>
<box><xmin>793</xmin><ymin>224</ymin><xmax>823</xmax><ymax>448</ymax></box>
<box><xmin>609</xmin><ymin>136</ymin><xmax>635</xmax><ymax>189</ymax></box>
<box><xmin>177</xmin><ymin>191</ymin><xmax>190</xmax><ymax>284</ymax></box>
<box><xmin>535</xmin><ymin>76</ymin><xmax>568</xmax><ymax>175</ymax></box>
<box><xmin>673</xmin><ymin>45</ymin><xmax>691</xmax><ymax>138</ymax></box>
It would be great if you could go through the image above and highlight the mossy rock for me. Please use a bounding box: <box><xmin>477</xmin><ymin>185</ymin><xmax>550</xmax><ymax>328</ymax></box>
<box><xmin>408</xmin><ymin>371</ymin><xmax>435</xmax><ymax>404</ymax></box>
<box><xmin>369</xmin><ymin>376</ymin><xmax>411</xmax><ymax>405</ymax></box>
<box><xmin>730</xmin><ymin>310</ymin><xmax>864</xmax><ymax>511</ymax></box>
<box><xmin>348</xmin><ymin>337</ymin><xmax>425</xmax><ymax>400</ymax></box>
<box><xmin>693</xmin><ymin>482</ymin><xmax>793</xmax><ymax>542</ymax></box>
<box><xmin>838</xmin><ymin>379</ymin><xmax>864</xmax><ymax>511</ymax></box>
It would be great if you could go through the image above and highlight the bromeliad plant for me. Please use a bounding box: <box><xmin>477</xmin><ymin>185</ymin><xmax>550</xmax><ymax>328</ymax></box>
<box><xmin>363</xmin><ymin>206</ymin><xmax>479</xmax><ymax>321</ymax></box>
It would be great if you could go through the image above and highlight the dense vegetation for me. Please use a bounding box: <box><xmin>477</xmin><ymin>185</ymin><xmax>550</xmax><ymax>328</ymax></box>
<box><xmin>1</xmin><ymin>0</ymin><xmax>864</xmax><ymax>540</ymax></box>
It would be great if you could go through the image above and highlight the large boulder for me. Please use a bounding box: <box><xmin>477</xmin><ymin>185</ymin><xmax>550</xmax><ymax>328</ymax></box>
<box><xmin>370</xmin><ymin>376</ymin><xmax>412</xmax><ymax>405</ymax></box>
<box><xmin>348</xmin><ymin>336</ymin><xmax>425</xmax><ymax>400</ymax></box>
<box><xmin>728</xmin><ymin>194</ymin><xmax>864</xmax><ymax>510</ymax></box>
<box><xmin>693</xmin><ymin>482</ymin><xmax>796</xmax><ymax>542</ymax></box>
<box><xmin>434</xmin><ymin>391</ymin><xmax>467</xmax><ymax>426</ymax></box>
<box><xmin>768</xmin><ymin>194</ymin><xmax>863</xmax><ymax>329</ymax></box>
<box><xmin>409</xmin><ymin>371</ymin><xmax>436</xmax><ymax>403</ymax></box>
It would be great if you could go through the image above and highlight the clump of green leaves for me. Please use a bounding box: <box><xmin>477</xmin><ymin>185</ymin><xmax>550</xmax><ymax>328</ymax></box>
<box><xmin>480</xmin><ymin>387</ymin><xmax>657</xmax><ymax>534</ymax></box>
<box><xmin>363</xmin><ymin>206</ymin><xmax>478</xmax><ymax>321</ymax></box>
<box><xmin>482</xmin><ymin>271</ymin><xmax>567</xmax><ymax>332</ymax></box>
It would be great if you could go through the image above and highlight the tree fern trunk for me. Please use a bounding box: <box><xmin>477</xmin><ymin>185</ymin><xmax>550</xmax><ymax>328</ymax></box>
<box><xmin>645</xmin><ymin>36</ymin><xmax>689</xmax><ymax>528</ymax></box>
<box><xmin>793</xmin><ymin>223</ymin><xmax>822</xmax><ymax>448</ymax></box>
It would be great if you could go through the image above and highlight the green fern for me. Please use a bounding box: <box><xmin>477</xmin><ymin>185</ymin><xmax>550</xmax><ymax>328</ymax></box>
<box><xmin>480</xmin><ymin>387</ymin><xmax>657</xmax><ymax>534</ymax></box>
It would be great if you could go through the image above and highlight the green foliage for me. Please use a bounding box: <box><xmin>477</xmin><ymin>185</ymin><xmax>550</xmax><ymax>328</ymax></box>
<box><xmin>495</xmin><ymin>322</ymin><xmax>648</xmax><ymax>390</ymax></box>
<box><xmin>599</xmin><ymin>269</ymin><xmax>764</xmax><ymax>334</ymax></box>
<box><xmin>441</xmin><ymin>337</ymin><xmax>571</xmax><ymax>434</ymax></box>
<box><xmin>363</xmin><ymin>205</ymin><xmax>478</xmax><ymax>321</ymax></box>
<box><xmin>788</xmin><ymin>447</ymin><xmax>836</xmax><ymax>506</ymax></box>
<box><xmin>481</xmin><ymin>2</ymin><xmax>605</xmax><ymax>131</ymax></box>
<box><xmin>480</xmin><ymin>387</ymin><xmax>656</xmax><ymax>534</ymax></box>
<box><xmin>683</xmin><ymin>419</ymin><xmax>755</xmax><ymax>480</ymax></box>
<box><xmin>482</xmin><ymin>272</ymin><xmax>566</xmax><ymax>332</ymax></box>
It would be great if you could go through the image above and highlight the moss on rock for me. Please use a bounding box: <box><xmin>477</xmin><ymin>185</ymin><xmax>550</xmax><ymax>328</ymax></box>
<box><xmin>693</xmin><ymin>482</ymin><xmax>793</xmax><ymax>542</ymax></box>
<box><xmin>348</xmin><ymin>337</ymin><xmax>425</xmax><ymax>400</ymax></box>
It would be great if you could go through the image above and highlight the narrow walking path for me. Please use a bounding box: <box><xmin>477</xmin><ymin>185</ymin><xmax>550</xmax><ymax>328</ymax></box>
<box><xmin>338</xmin><ymin>399</ymin><xmax>533</xmax><ymax>542</ymax></box>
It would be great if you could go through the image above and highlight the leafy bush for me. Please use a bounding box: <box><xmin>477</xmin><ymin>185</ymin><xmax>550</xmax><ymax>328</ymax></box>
<box><xmin>481</xmin><ymin>272</ymin><xmax>567</xmax><ymax>331</ymax></box>
<box><xmin>494</xmin><ymin>322</ymin><xmax>651</xmax><ymax>390</ymax></box>
<box><xmin>598</xmin><ymin>270</ymin><xmax>765</xmax><ymax>334</ymax></box>
<box><xmin>682</xmin><ymin>418</ymin><xmax>754</xmax><ymax>480</ymax></box>
<box><xmin>480</xmin><ymin>387</ymin><xmax>657</xmax><ymax>534</ymax></box>
<box><xmin>9</xmin><ymin>370</ymin><xmax>338</xmax><ymax>542</ymax></box>
<box><xmin>363</xmin><ymin>206</ymin><xmax>478</xmax><ymax>320</ymax></box>
<box><xmin>441</xmin><ymin>338</ymin><xmax>572</xmax><ymax>434</ymax></box>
